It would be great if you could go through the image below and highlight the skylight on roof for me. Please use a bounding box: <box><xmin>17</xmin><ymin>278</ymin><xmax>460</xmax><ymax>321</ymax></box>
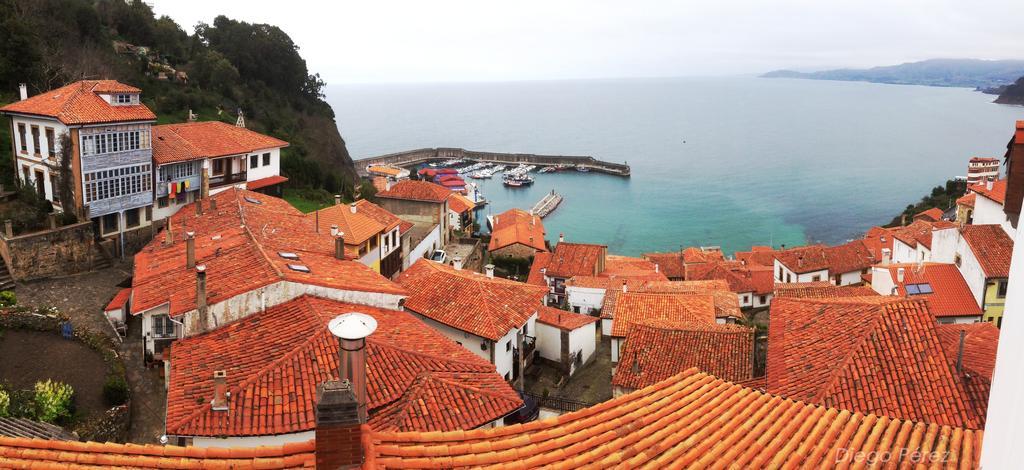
<box><xmin>244</xmin><ymin>197</ymin><xmax>262</xmax><ymax>205</ymax></box>
<box><xmin>287</xmin><ymin>264</ymin><xmax>310</xmax><ymax>273</ymax></box>
<box><xmin>905</xmin><ymin>283</ymin><xmax>933</xmax><ymax>295</ymax></box>
<box><xmin>278</xmin><ymin>251</ymin><xmax>299</xmax><ymax>260</ymax></box>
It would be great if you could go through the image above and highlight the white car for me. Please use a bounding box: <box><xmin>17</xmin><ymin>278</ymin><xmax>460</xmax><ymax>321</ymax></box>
<box><xmin>430</xmin><ymin>249</ymin><xmax>447</xmax><ymax>263</ymax></box>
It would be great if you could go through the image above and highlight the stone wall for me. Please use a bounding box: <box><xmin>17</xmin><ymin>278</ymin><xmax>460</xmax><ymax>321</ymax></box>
<box><xmin>0</xmin><ymin>221</ymin><xmax>102</xmax><ymax>281</ymax></box>
<box><xmin>355</xmin><ymin>148</ymin><xmax>631</xmax><ymax>176</ymax></box>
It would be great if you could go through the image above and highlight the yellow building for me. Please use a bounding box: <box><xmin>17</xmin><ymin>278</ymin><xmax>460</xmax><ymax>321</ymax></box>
<box><xmin>308</xmin><ymin>199</ymin><xmax>407</xmax><ymax>279</ymax></box>
<box><xmin>983</xmin><ymin>278</ymin><xmax>1008</xmax><ymax>326</ymax></box>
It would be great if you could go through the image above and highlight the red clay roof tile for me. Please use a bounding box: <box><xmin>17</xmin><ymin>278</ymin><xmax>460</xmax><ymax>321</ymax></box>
<box><xmin>961</xmin><ymin>224</ymin><xmax>1013</xmax><ymax>278</ymax></box>
<box><xmin>613</xmin><ymin>322</ymin><xmax>753</xmax><ymax>390</ymax></box>
<box><xmin>397</xmin><ymin>260</ymin><xmax>547</xmax><ymax>341</ymax></box>
<box><xmin>773</xmin><ymin>282</ymin><xmax>878</xmax><ymax>299</ymax></box>
<box><xmin>969</xmin><ymin>178</ymin><xmax>1007</xmax><ymax>204</ymax></box>
<box><xmin>377</xmin><ymin>180</ymin><xmax>452</xmax><ymax>203</ymax></box>
<box><xmin>487</xmin><ymin>208</ymin><xmax>546</xmax><ymax>252</ymax></box>
<box><xmin>884</xmin><ymin>263</ymin><xmax>982</xmax><ymax>317</ymax></box>
<box><xmin>364</xmin><ymin>369</ymin><xmax>983</xmax><ymax>468</ymax></box>
<box><xmin>542</xmin><ymin>242</ymin><xmax>607</xmax><ymax>278</ymax></box>
<box><xmin>609</xmin><ymin>292</ymin><xmax>717</xmax><ymax>338</ymax></box>
<box><xmin>914</xmin><ymin>207</ymin><xmax>945</xmax><ymax>222</ymax></box>
<box><xmin>767</xmin><ymin>297</ymin><xmax>984</xmax><ymax>429</ymax></box>
<box><xmin>104</xmin><ymin>288</ymin><xmax>132</xmax><ymax>312</ymax></box>
<box><xmin>536</xmin><ymin>306</ymin><xmax>599</xmax><ymax>331</ymax></box>
<box><xmin>152</xmin><ymin>121</ymin><xmax>288</xmax><ymax>165</ymax></box>
<box><xmin>166</xmin><ymin>296</ymin><xmax>521</xmax><ymax>437</ymax></box>
<box><xmin>0</xmin><ymin>80</ymin><xmax>156</xmax><ymax>125</ymax></box>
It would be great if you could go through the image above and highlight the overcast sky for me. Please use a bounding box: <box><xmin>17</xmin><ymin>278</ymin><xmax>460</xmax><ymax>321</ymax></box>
<box><xmin>154</xmin><ymin>0</ymin><xmax>1024</xmax><ymax>85</ymax></box>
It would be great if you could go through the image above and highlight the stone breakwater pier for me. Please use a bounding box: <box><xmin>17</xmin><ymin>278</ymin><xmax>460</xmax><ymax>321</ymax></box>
<box><xmin>354</xmin><ymin>147</ymin><xmax>631</xmax><ymax>177</ymax></box>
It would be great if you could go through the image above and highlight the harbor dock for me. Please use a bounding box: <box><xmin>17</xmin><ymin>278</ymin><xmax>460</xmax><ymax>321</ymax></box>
<box><xmin>354</xmin><ymin>147</ymin><xmax>631</xmax><ymax>177</ymax></box>
<box><xmin>531</xmin><ymin>190</ymin><xmax>563</xmax><ymax>218</ymax></box>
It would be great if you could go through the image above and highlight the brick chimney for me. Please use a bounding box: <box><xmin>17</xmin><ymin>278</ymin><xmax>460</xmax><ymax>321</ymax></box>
<box><xmin>485</xmin><ymin>264</ymin><xmax>495</xmax><ymax>278</ymax></box>
<box><xmin>315</xmin><ymin>380</ymin><xmax>362</xmax><ymax>469</ymax></box>
<box><xmin>196</xmin><ymin>264</ymin><xmax>208</xmax><ymax>332</ymax></box>
<box><xmin>186</xmin><ymin>231</ymin><xmax>196</xmax><ymax>268</ymax></box>
<box><xmin>211</xmin><ymin>370</ymin><xmax>228</xmax><ymax>411</ymax></box>
<box><xmin>335</xmin><ymin>233</ymin><xmax>345</xmax><ymax>260</ymax></box>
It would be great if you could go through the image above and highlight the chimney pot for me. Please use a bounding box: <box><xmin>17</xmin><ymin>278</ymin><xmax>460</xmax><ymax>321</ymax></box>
<box><xmin>18</xmin><ymin>83</ymin><xmax>27</xmax><ymax>101</ymax></box>
<box><xmin>452</xmin><ymin>256</ymin><xmax>463</xmax><ymax>270</ymax></box>
<box><xmin>196</xmin><ymin>264</ymin><xmax>208</xmax><ymax>331</ymax></box>
<box><xmin>559</xmin><ymin>233</ymin><xmax>564</xmax><ymax>243</ymax></box>
<box><xmin>897</xmin><ymin>267</ymin><xmax>905</xmax><ymax>284</ymax></box>
<box><xmin>350</xmin><ymin>203</ymin><xmax>357</xmax><ymax>214</ymax></box>
<box><xmin>211</xmin><ymin>370</ymin><xmax>228</xmax><ymax>411</ymax></box>
<box><xmin>330</xmin><ymin>224</ymin><xmax>339</xmax><ymax>237</ymax></box>
<box><xmin>881</xmin><ymin>248</ymin><xmax>892</xmax><ymax>266</ymax></box>
<box><xmin>210</xmin><ymin>198</ymin><xmax>217</xmax><ymax>211</ymax></box>
<box><xmin>328</xmin><ymin>312</ymin><xmax>377</xmax><ymax>422</ymax></box>
<box><xmin>195</xmin><ymin>199</ymin><xmax>203</xmax><ymax>216</ymax></box>
<box><xmin>986</xmin><ymin>179</ymin><xmax>994</xmax><ymax>190</ymax></box>
<box><xmin>186</xmin><ymin>232</ymin><xmax>196</xmax><ymax>269</ymax></box>
<box><xmin>485</xmin><ymin>264</ymin><xmax>495</xmax><ymax>278</ymax></box>
<box><xmin>335</xmin><ymin>233</ymin><xmax>345</xmax><ymax>260</ymax></box>
<box><xmin>622</xmin><ymin>280</ymin><xmax>628</xmax><ymax>293</ymax></box>
<box><xmin>335</xmin><ymin>194</ymin><xmax>342</xmax><ymax>205</ymax></box>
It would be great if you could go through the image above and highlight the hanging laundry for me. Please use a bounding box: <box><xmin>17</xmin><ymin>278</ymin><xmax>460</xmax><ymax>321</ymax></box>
<box><xmin>184</xmin><ymin>179</ymin><xmax>190</xmax><ymax>190</ymax></box>
<box><xmin>169</xmin><ymin>182</ymin><xmax>176</xmax><ymax>198</ymax></box>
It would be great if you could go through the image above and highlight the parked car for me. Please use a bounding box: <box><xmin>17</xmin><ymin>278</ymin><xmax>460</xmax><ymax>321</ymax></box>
<box><xmin>430</xmin><ymin>249</ymin><xmax>447</xmax><ymax>263</ymax></box>
<box><xmin>504</xmin><ymin>391</ymin><xmax>539</xmax><ymax>424</ymax></box>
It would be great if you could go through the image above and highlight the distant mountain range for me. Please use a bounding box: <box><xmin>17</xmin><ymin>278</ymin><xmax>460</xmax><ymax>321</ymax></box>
<box><xmin>762</xmin><ymin>59</ymin><xmax>1024</xmax><ymax>90</ymax></box>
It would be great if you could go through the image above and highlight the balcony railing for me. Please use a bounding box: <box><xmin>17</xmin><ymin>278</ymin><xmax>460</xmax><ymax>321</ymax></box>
<box><xmin>209</xmin><ymin>171</ymin><xmax>247</xmax><ymax>188</ymax></box>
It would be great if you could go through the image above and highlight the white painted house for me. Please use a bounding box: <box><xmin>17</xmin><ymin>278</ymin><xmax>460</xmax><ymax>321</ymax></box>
<box><xmin>773</xmin><ymin>240</ymin><xmax>877</xmax><ymax>286</ymax></box>
<box><xmin>534</xmin><ymin>307</ymin><xmax>598</xmax><ymax>377</ymax></box>
<box><xmin>968</xmin><ymin>179</ymin><xmax>1015</xmax><ymax>238</ymax></box>
<box><xmin>397</xmin><ymin>259</ymin><xmax>548</xmax><ymax>387</ymax></box>
<box><xmin>151</xmin><ymin>121</ymin><xmax>288</xmax><ymax>221</ymax></box>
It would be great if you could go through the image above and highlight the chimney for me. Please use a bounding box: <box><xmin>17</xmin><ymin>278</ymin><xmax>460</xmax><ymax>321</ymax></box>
<box><xmin>350</xmin><ymin>203</ymin><xmax>357</xmax><ymax>214</ymax></box>
<box><xmin>211</xmin><ymin>370</ymin><xmax>228</xmax><ymax>411</ymax></box>
<box><xmin>330</xmin><ymin>224</ymin><xmax>339</xmax><ymax>237</ymax></box>
<box><xmin>186</xmin><ymin>232</ymin><xmax>196</xmax><ymax>268</ymax></box>
<box><xmin>452</xmin><ymin>256</ymin><xmax>463</xmax><ymax>270</ymax></box>
<box><xmin>897</xmin><ymin>267</ymin><xmax>905</xmax><ymax>284</ymax></box>
<box><xmin>164</xmin><ymin>220</ymin><xmax>173</xmax><ymax>245</ymax></box>
<box><xmin>881</xmin><ymin>248</ymin><xmax>891</xmax><ymax>265</ymax></box>
<box><xmin>335</xmin><ymin>194</ymin><xmax>342</xmax><ymax>206</ymax></box>
<box><xmin>195</xmin><ymin>199</ymin><xmax>203</xmax><ymax>216</ymax></box>
<box><xmin>335</xmin><ymin>233</ymin><xmax>345</xmax><ymax>260</ymax></box>
<box><xmin>18</xmin><ymin>83</ymin><xmax>27</xmax><ymax>101</ymax></box>
<box><xmin>328</xmin><ymin>312</ymin><xmax>378</xmax><ymax>423</ymax></box>
<box><xmin>210</xmin><ymin>198</ymin><xmax>217</xmax><ymax>211</ymax></box>
<box><xmin>196</xmin><ymin>264</ymin><xmax>208</xmax><ymax>331</ymax></box>
<box><xmin>986</xmin><ymin>179</ymin><xmax>994</xmax><ymax>190</ymax></box>
<box><xmin>485</xmin><ymin>264</ymin><xmax>495</xmax><ymax>278</ymax></box>
<box><xmin>559</xmin><ymin>233</ymin><xmax>564</xmax><ymax>243</ymax></box>
<box><xmin>385</xmin><ymin>179</ymin><xmax>393</xmax><ymax>191</ymax></box>
<box><xmin>956</xmin><ymin>329</ymin><xmax>966</xmax><ymax>375</ymax></box>
<box><xmin>315</xmin><ymin>380</ymin><xmax>362</xmax><ymax>469</ymax></box>
<box><xmin>621</xmin><ymin>280</ymin><xmax>628</xmax><ymax>293</ymax></box>
<box><xmin>654</xmin><ymin>263</ymin><xmax>660</xmax><ymax>273</ymax></box>
<box><xmin>900</xmin><ymin>214</ymin><xmax>907</xmax><ymax>226</ymax></box>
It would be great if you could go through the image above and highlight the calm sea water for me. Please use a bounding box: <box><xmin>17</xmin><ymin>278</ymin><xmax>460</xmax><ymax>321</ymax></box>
<box><xmin>327</xmin><ymin>77</ymin><xmax>1022</xmax><ymax>256</ymax></box>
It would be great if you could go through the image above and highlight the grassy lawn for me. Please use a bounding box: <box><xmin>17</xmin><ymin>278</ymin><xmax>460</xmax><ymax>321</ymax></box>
<box><xmin>283</xmin><ymin>188</ymin><xmax>330</xmax><ymax>213</ymax></box>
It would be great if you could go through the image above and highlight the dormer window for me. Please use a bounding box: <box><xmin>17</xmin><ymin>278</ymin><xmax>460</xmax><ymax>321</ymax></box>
<box><xmin>113</xmin><ymin>94</ymin><xmax>138</xmax><ymax>105</ymax></box>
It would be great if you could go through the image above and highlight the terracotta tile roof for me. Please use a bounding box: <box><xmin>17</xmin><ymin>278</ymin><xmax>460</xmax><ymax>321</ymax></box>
<box><xmin>446</xmin><ymin>193</ymin><xmax>475</xmax><ymax>214</ymax></box>
<box><xmin>536</xmin><ymin>306</ymin><xmax>599</xmax><ymax>331</ymax></box>
<box><xmin>734</xmin><ymin>246</ymin><xmax>780</xmax><ymax>267</ymax></box>
<box><xmin>776</xmin><ymin>240</ymin><xmax>877</xmax><ymax>275</ymax></box>
<box><xmin>0</xmin><ymin>436</ymin><xmax>315</xmax><ymax>468</ymax></box>
<box><xmin>609</xmin><ymin>292</ymin><xmax>717</xmax><ymax>338</ymax></box>
<box><xmin>377</xmin><ymin>180</ymin><xmax>451</xmax><ymax>203</ymax></box>
<box><xmin>885</xmin><ymin>263</ymin><xmax>982</xmax><ymax>317</ymax></box>
<box><xmin>372</xmin><ymin>176</ymin><xmax>389</xmax><ymax>193</ymax></box>
<box><xmin>0</xmin><ymin>80</ymin><xmax>156</xmax><ymax>125</ymax></box>
<box><xmin>773</xmin><ymin>282</ymin><xmax>878</xmax><ymax>299</ymax></box>
<box><xmin>681</xmin><ymin>246</ymin><xmax>724</xmax><ymax>264</ymax></box>
<box><xmin>961</xmin><ymin>224</ymin><xmax>1014</xmax><ymax>278</ymax></box>
<box><xmin>525</xmin><ymin>252</ymin><xmax>553</xmax><ymax>286</ymax></box>
<box><xmin>890</xmin><ymin>219</ymin><xmax>954</xmax><ymax>250</ymax></box>
<box><xmin>167</xmin><ymin>296</ymin><xmax>521</xmax><ymax>437</ymax></box>
<box><xmin>969</xmin><ymin>178</ymin><xmax>1007</xmax><ymax>204</ymax></box>
<box><xmin>353</xmin><ymin>199</ymin><xmax>404</xmax><ymax>233</ymax></box>
<box><xmin>602</xmin><ymin>280</ymin><xmax>742</xmax><ymax>323</ymax></box>
<box><xmin>131</xmin><ymin>189</ymin><xmax>405</xmax><ymax>317</ymax></box>
<box><xmin>862</xmin><ymin>226</ymin><xmax>894</xmax><ymax>258</ymax></box>
<box><xmin>767</xmin><ymin>297</ymin><xmax>984</xmax><ymax>428</ymax></box>
<box><xmin>368</xmin><ymin>165</ymin><xmax>405</xmax><ymax>177</ymax></box>
<box><xmin>601</xmin><ymin>255</ymin><xmax>667</xmax><ymax>280</ymax></box>
<box><xmin>957</xmin><ymin>192</ymin><xmax>976</xmax><ymax>208</ymax></box>
<box><xmin>640</xmin><ymin>252</ymin><xmax>684</xmax><ymax>278</ymax></box>
<box><xmin>613</xmin><ymin>322</ymin><xmax>753</xmax><ymax>390</ymax></box>
<box><xmin>104</xmin><ymin>288</ymin><xmax>131</xmax><ymax>312</ymax></box>
<box><xmin>152</xmin><ymin>121</ymin><xmax>288</xmax><ymax>165</ymax></box>
<box><xmin>487</xmin><ymin>208</ymin><xmax>546</xmax><ymax>252</ymax></box>
<box><xmin>308</xmin><ymin>202</ymin><xmax>387</xmax><ymax>246</ymax></box>
<box><xmin>936</xmin><ymin>323</ymin><xmax>999</xmax><ymax>419</ymax></box>
<box><xmin>914</xmin><ymin>207</ymin><xmax>945</xmax><ymax>222</ymax></box>
<box><xmin>246</xmin><ymin>175</ymin><xmax>288</xmax><ymax>190</ymax></box>
<box><xmin>543</xmin><ymin>242</ymin><xmax>606</xmax><ymax>278</ymax></box>
<box><xmin>686</xmin><ymin>261</ymin><xmax>774</xmax><ymax>294</ymax></box>
<box><xmin>397</xmin><ymin>259</ymin><xmax>547</xmax><ymax>341</ymax></box>
<box><xmin>364</xmin><ymin>368</ymin><xmax>983</xmax><ymax>469</ymax></box>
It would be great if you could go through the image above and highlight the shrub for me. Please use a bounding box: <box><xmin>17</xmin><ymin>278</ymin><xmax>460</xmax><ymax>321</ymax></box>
<box><xmin>0</xmin><ymin>290</ymin><xmax>16</xmax><ymax>307</ymax></box>
<box><xmin>34</xmin><ymin>380</ymin><xmax>74</xmax><ymax>424</ymax></box>
<box><xmin>0</xmin><ymin>387</ymin><xmax>9</xmax><ymax>417</ymax></box>
<box><xmin>102</xmin><ymin>375</ymin><xmax>129</xmax><ymax>407</ymax></box>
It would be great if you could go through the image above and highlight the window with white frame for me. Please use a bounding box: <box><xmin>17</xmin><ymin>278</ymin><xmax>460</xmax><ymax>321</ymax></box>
<box><xmin>158</xmin><ymin>161</ymin><xmax>197</xmax><ymax>182</ymax></box>
<box><xmin>81</xmin><ymin>128</ymin><xmax>150</xmax><ymax>156</ymax></box>
<box><xmin>152</xmin><ymin>314</ymin><xmax>175</xmax><ymax>338</ymax></box>
<box><xmin>83</xmin><ymin>163</ymin><xmax>152</xmax><ymax>203</ymax></box>
<box><xmin>113</xmin><ymin>94</ymin><xmax>139</xmax><ymax>105</ymax></box>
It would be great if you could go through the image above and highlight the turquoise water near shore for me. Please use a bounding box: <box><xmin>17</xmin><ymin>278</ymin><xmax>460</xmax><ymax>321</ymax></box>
<box><xmin>327</xmin><ymin>77</ymin><xmax>1022</xmax><ymax>256</ymax></box>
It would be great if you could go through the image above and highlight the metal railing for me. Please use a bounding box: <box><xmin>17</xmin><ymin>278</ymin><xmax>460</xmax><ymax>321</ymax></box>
<box><xmin>519</xmin><ymin>389</ymin><xmax>594</xmax><ymax>413</ymax></box>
